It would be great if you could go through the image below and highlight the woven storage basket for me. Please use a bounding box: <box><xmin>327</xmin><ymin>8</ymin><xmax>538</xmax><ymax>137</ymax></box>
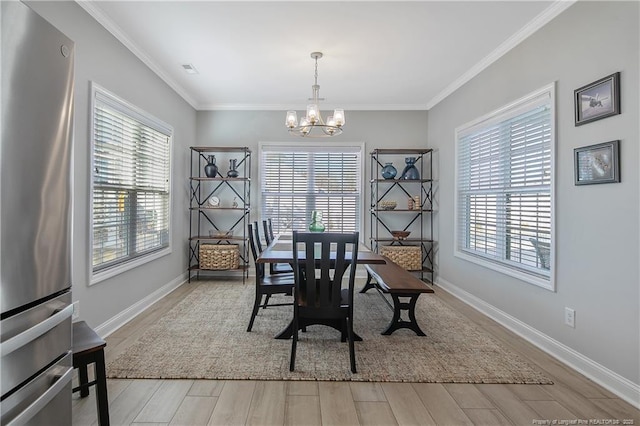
<box><xmin>199</xmin><ymin>244</ymin><xmax>239</xmax><ymax>270</ymax></box>
<box><xmin>380</xmin><ymin>245</ymin><xmax>422</xmax><ymax>271</ymax></box>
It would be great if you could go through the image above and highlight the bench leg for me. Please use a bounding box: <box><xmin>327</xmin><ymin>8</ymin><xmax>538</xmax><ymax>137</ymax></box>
<box><xmin>382</xmin><ymin>293</ymin><xmax>426</xmax><ymax>336</ymax></box>
<box><xmin>359</xmin><ymin>271</ymin><xmax>376</xmax><ymax>293</ymax></box>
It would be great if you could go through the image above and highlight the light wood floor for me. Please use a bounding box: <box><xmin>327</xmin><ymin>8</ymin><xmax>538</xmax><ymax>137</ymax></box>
<box><xmin>73</xmin><ymin>280</ymin><xmax>640</xmax><ymax>425</ymax></box>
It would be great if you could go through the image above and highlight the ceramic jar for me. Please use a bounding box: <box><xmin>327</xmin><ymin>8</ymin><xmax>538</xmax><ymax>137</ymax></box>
<box><xmin>204</xmin><ymin>155</ymin><xmax>218</xmax><ymax>177</ymax></box>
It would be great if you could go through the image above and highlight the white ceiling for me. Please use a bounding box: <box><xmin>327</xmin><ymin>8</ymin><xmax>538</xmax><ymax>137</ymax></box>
<box><xmin>79</xmin><ymin>1</ymin><xmax>572</xmax><ymax>111</ymax></box>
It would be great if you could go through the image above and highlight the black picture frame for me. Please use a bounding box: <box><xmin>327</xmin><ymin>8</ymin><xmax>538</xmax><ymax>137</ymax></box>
<box><xmin>574</xmin><ymin>140</ymin><xmax>620</xmax><ymax>185</ymax></box>
<box><xmin>574</xmin><ymin>72</ymin><xmax>620</xmax><ymax>126</ymax></box>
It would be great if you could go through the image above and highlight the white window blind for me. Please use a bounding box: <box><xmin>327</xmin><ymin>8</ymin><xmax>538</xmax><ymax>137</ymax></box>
<box><xmin>260</xmin><ymin>144</ymin><xmax>362</xmax><ymax>234</ymax></box>
<box><xmin>91</xmin><ymin>84</ymin><xmax>172</xmax><ymax>278</ymax></box>
<box><xmin>455</xmin><ymin>85</ymin><xmax>554</xmax><ymax>288</ymax></box>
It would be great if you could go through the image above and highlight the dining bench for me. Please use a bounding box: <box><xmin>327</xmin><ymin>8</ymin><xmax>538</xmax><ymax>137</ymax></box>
<box><xmin>360</xmin><ymin>256</ymin><xmax>434</xmax><ymax>336</ymax></box>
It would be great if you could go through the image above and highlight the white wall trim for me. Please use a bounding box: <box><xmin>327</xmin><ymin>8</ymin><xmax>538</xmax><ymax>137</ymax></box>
<box><xmin>75</xmin><ymin>1</ymin><xmax>198</xmax><ymax>109</ymax></box>
<box><xmin>198</xmin><ymin>103</ymin><xmax>429</xmax><ymax>111</ymax></box>
<box><xmin>94</xmin><ymin>273</ymin><xmax>187</xmax><ymax>338</ymax></box>
<box><xmin>426</xmin><ymin>0</ymin><xmax>576</xmax><ymax>109</ymax></box>
<box><xmin>436</xmin><ymin>276</ymin><xmax>640</xmax><ymax>409</ymax></box>
<box><xmin>75</xmin><ymin>1</ymin><xmax>574</xmax><ymax>112</ymax></box>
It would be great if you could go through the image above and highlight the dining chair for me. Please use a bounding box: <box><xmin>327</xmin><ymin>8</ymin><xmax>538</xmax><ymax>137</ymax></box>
<box><xmin>247</xmin><ymin>223</ymin><xmax>294</xmax><ymax>332</ymax></box>
<box><xmin>263</xmin><ymin>218</ymin><xmax>275</xmax><ymax>245</ymax></box>
<box><xmin>262</xmin><ymin>219</ymin><xmax>294</xmax><ymax>275</ymax></box>
<box><xmin>529</xmin><ymin>237</ymin><xmax>551</xmax><ymax>270</ymax></box>
<box><xmin>289</xmin><ymin>231</ymin><xmax>360</xmax><ymax>373</ymax></box>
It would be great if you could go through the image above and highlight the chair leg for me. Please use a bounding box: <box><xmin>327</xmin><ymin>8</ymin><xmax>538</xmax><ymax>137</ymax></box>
<box><xmin>78</xmin><ymin>364</ymin><xmax>90</xmax><ymax>398</ymax></box>
<box><xmin>347</xmin><ymin>316</ymin><xmax>357</xmax><ymax>374</ymax></box>
<box><xmin>247</xmin><ymin>292</ymin><xmax>262</xmax><ymax>332</ymax></box>
<box><xmin>289</xmin><ymin>315</ymin><xmax>298</xmax><ymax>371</ymax></box>
<box><xmin>94</xmin><ymin>350</ymin><xmax>110</xmax><ymax>426</ymax></box>
<box><xmin>262</xmin><ymin>294</ymin><xmax>271</xmax><ymax>309</ymax></box>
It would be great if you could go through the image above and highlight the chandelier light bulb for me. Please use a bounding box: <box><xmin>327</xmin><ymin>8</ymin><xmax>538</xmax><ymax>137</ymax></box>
<box><xmin>286</xmin><ymin>111</ymin><xmax>298</xmax><ymax>128</ymax></box>
<box><xmin>333</xmin><ymin>109</ymin><xmax>345</xmax><ymax>127</ymax></box>
<box><xmin>306</xmin><ymin>104</ymin><xmax>319</xmax><ymax>124</ymax></box>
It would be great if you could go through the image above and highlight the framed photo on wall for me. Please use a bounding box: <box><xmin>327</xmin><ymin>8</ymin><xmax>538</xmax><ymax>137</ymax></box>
<box><xmin>574</xmin><ymin>72</ymin><xmax>620</xmax><ymax>126</ymax></box>
<box><xmin>574</xmin><ymin>140</ymin><xmax>620</xmax><ymax>185</ymax></box>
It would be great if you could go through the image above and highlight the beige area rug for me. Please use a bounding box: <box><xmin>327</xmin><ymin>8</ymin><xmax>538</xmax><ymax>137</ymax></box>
<box><xmin>106</xmin><ymin>281</ymin><xmax>552</xmax><ymax>384</ymax></box>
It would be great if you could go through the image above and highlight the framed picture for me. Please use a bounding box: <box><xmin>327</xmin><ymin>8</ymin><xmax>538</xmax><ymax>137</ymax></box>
<box><xmin>574</xmin><ymin>140</ymin><xmax>620</xmax><ymax>185</ymax></box>
<box><xmin>574</xmin><ymin>72</ymin><xmax>620</xmax><ymax>126</ymax></box>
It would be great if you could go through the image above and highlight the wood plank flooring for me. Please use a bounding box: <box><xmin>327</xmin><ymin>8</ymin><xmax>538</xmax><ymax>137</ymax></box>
<box><xmin>73</xmin><ymin>280</ymin><xmax>640</xmax><ymax>425</ymax></box>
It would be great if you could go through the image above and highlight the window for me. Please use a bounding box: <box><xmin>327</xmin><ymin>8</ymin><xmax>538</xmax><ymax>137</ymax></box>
<box><xmin>260</xmin><ymin>143</ymin><xmax>363</xmax><ymax>234</ymax></box>
<box><xmin>90</xmin><ymin>83</ymin><xmax>172</xmax><ymax>283</ymax></box>
<box><xmin>455</xmin><ymin>84</ymin><xmax>554</xmax><ymax>290</ymax></box>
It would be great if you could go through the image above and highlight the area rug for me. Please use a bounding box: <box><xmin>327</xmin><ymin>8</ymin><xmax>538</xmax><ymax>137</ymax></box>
<box><xmin>106</xmin><ymin>281</ymin><xmax>552</xmax><ymax>384</ymax></box>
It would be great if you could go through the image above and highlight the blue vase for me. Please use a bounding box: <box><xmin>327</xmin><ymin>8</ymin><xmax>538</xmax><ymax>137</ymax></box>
<box><xmin>204</xmin><ymin>155</ymin><xmax>218</xmax><ymax>177</ymax></box>
<box><xmin>400</xmin><ymin>157</ymin><xmax>420</xmax><ymax>180</ymax></box>
<box><xmin>227</xmin><ymin>159</ymin><xmax>239</xmax><ymax>178</ymax></box>
<box><xmin>381</xmin><ymin>162</ymin><xmax>397</xmax><ymax>180</ymax></box>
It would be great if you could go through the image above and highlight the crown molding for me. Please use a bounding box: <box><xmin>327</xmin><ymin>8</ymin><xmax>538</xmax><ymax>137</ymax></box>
<box><xmin>199</xmin><ymin>103</ymin><xmax>429</xmax><ymax>111</ymax></box>
<box><xmin>425</xmin><ymin>0</ymin><xmax>577</xmax><ymax>110</ymax></box>
<box><xmin>77</xmin><ymin>0</ymin><xmax>575</xmax><ymax>112</ymax></box>
<box><xmin>76</xmin><ymin>0</ymin><xmax>199</xmax><ymax>109</ymax></box>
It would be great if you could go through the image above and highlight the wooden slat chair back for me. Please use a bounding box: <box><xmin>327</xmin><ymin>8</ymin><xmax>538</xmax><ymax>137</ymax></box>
<box><xmin>290</xmin><ymin>231</ymin><xmax>359</xmax><ymax>373</ymax></box>
<box><xmin>246</xmin><ymin>223</ymin><xmax>294</xmax><ymax>332</ymax></box>
<box><xmin>262</xmin><ymin>218</ymin><xmax>294</xmax><ymax>275</ymax></box>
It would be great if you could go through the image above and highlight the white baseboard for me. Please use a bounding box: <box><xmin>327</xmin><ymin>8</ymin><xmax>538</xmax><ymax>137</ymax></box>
<box><xmin>95</xmin><ymin>272</ymin><xmax>187</xmax><ymax>338</ymax></box>
<box><xmin>436</xmin><ymin>277</ymin><xmax>640</xmax><ymax>409</ymax></box>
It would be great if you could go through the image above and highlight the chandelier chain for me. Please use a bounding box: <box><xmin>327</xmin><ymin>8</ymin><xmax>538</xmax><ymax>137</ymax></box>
<box><xmin>314</xmin><ymin>56</ymin><xmax>319</xmax><ymax>87</ymax></box>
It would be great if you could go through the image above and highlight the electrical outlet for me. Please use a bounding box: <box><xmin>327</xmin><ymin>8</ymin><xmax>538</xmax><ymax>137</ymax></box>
<box><xmin>72</xmin><ymin>301</ymin><xmax>80</xmax><ymax>320</ymax></box>
<box><xmin>564</xmin><ymin>307</ymin><xmax>575</xmax><ymax>328</ymax></box>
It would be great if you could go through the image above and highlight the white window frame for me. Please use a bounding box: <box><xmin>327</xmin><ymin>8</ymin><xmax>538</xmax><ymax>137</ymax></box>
<box><xmin>258</xmin><ymin>141</ymin><xmax>365</xmax><ymax>237</ymax></box>
<box><xmin>454</xmin><ymin>83</ymin><xmax>555</xmax><ymax>291</ymax></box>
<box><xmin>89</xmin><ymin>82</ymin><xmax>173</xmax><ymax>285</ymax></box>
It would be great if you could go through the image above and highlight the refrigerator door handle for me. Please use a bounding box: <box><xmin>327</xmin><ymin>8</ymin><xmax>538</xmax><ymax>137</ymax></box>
<box><xmin>1</xmin><ymin>304</ymin><xmax>73</xmax><ymax>357</ymax></box>
<box><xmin>5</xmin><ymin>367</ymin><xmax>72</xmax><ymax>426</ymax></box>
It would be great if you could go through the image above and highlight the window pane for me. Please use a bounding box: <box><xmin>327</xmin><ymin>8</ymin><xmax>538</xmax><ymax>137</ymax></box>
<box><xmin>92</xmin><ymin>85</ymin><xmax>172</xmax><ymax>274</ymax></box>
<box><xmin>261</xmin><ymin>145</ymin><xmax>361</xmax><ymax>234</ymax></box>
<box><xmin>456</xmin><ymin>86</ymin><xmax>553</xmax><ymax>282</ymax></box>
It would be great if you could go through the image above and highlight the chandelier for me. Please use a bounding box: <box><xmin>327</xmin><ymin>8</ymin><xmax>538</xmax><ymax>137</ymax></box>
<box><xmin>285</xmin><ymin>52</ymin><xmax>345</xmax><ymax>138</ymax></box>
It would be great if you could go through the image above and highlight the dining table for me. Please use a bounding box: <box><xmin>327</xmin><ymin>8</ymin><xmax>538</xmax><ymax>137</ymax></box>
<box><xmin>256</xmin><ymin>234</ymin><xmax>387</xmax><ymax>340</ymax></box>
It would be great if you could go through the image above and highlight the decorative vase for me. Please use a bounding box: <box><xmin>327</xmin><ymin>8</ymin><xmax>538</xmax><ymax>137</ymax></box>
<box><xmin>308</xmin><ymin>210</ymin><xmax>325</xmax><ymax>232</ymax></box>
<box><xmin>400</xmin><ymin>157</ymin><xmax>420</xmax><ymax>180</ymax></box>
<box><xmin>204</xmin><ymin>155</ymin><xmax>218</xmax><ymax>178</ymax></box>
<box><xmin>381</xmin><ymin>162</ymin><xmax>397</xmax><ymax>180</ymax></box>
<box><xmin>227</xmin><ymin>159</ymin><xmax>239</xmax><ymax>178</ymax></box>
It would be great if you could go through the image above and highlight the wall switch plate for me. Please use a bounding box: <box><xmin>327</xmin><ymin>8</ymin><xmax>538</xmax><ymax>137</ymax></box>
<box><xmin>564</xmin><ymin>307</ymin><xmax>575</xmax><ymax>328</ymax></box>
<box><xmin>72</xmin><ymin>301</ymin><xmax>80</xmax><ymax>320</ymax></box>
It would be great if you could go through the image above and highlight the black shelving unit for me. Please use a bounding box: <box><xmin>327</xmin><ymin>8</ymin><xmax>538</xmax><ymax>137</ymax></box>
<box><xmin>188</xmin><ymin>146</ymin><xmax>251</xmax><ymax>282</ymax></box>
<box><xmin>370</xmin><ymin>148</ymin><xmax>434</xmax><ymax>284</ymax></box>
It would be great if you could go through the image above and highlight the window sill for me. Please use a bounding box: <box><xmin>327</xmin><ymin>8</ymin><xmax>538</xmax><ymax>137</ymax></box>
<box><xmin>454</xmin><ymin>249</ymin><xmax>554</xmax><ymax>292</ymax></box>
<box><xmin>90</xmin><ymin>246</ymin><xmax>172</xmax><ymax>286</ymax></box>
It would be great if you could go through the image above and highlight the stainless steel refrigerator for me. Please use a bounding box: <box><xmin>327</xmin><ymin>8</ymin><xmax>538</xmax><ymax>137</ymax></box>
<box><xmin>1</xmin><ymin>1</ymin><xmax>75</xmax><ymax>424</ymax></box>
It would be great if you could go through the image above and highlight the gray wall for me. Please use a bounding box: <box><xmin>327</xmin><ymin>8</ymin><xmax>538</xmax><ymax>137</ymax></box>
<box><xmin>427</xmin><ymin>1</ymin><xmax>639</xmax><ymax>384</ymax></box>
<box><xmin>25</xmin><ymin>0</ymin><xmax>638</xmax><ymax>390</ymax></box>
<box><xmin>27</xmin><ymin>1</ymin><xmax>196</xmax><ymax>328</ymax></box>
<box><xmin>196</xmin><ymin>110</ymin><xmax>429</xmax><ymax>239</ymax></box>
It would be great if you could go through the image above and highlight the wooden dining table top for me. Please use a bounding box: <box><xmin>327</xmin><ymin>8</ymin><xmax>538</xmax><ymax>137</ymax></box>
<box><xmin>256</xmin><ymin>235</ymin><xmax>387</xmax><ymax>265</ymax></box>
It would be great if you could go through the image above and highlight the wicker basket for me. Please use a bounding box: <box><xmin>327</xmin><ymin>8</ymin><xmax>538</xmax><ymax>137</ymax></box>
<box><xmin>380</xmin><ymin>245</ymin><xmax>422</xmax><ymax>271</ymax></box>
<box><xmin>199</xmin><ymin>244</ymin><xmax>239</xmax><ymax>270</ymax></box>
